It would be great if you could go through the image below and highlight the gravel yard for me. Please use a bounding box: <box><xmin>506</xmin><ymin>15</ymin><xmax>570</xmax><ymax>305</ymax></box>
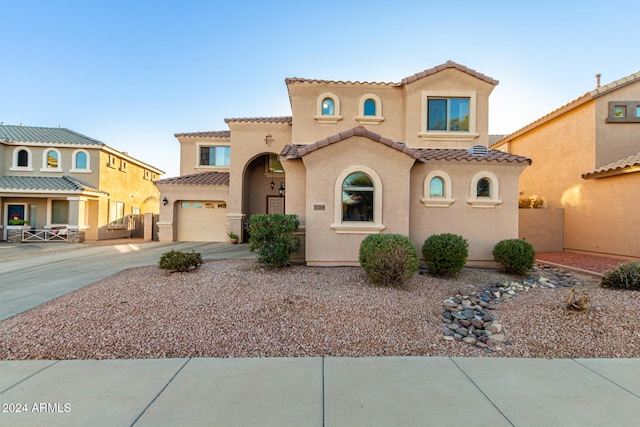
<box><xmin>1</xmin><ymin>259</ymin><xmax>638</xmax><ymax>360</ymax></box>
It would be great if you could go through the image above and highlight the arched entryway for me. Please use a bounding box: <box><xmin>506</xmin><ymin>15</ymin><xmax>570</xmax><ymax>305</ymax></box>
<box><xmin>241</xmin><ymin>153</ymin><xmax>285</xmax><ymax>239</ymax></box>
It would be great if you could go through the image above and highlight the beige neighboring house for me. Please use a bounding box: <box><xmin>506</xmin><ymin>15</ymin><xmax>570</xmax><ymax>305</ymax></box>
<box><xmin>491</xmin><ymin>71</ymin><xmax>640</xmax><ymax>259</ymax></box>
<box><xmin>0</xmin><ymin>125</ymin><xmax>164</xmax><ymax>241</ymax></box>
<box><xmin>156</xmin><ymin>61</ymin><xmax>531</xmax><ymax>266</ymax></box>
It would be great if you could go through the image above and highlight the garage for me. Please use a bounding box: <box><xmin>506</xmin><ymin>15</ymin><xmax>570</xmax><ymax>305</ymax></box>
<box><xmin>176</xmin><ymin>201</ymin><xmax>228</xmax><ymax>242</ymax></box>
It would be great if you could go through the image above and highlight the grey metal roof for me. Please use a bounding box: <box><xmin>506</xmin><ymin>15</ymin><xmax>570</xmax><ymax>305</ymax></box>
<box><xmin>0</xmin><ymin>175</ymin><xmax>108</xmax><ymax>195</ymax></box>
<box><xmin>0</xmin><ymin>125</ymin><xmax>106</xmax><ymax>146</ymax></box>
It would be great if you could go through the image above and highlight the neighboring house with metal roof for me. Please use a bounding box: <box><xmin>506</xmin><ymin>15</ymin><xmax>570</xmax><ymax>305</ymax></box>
<box><xmin>491</xmin><ymin>70</ymin><xmax>640</xmax><ymax>259</ymax></box>
<box><xmin>0</xmin><ymin>125</ymin><xmax>164</xmax><ymax>241</ymax></box>
<box><xmin>156</xmin><ymin>61</ymin><xmax>530</xmax><ymax>266</ymax></box>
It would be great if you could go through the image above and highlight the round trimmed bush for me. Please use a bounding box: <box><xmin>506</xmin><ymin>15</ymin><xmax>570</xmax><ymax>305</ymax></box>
<box><xmin>421</xmin><ymin>233</ymin><xmax>468</xmax><ymax>276</ymax></box>
<box><xmin>359</xmin><ymin>234</ymin><xmax>419</xmax><ymax>287</ymax></box>
<box><xmin>601</xmin><ymin>261</ymin><xmax>640</xmax><ymax>290</ymax></box>
<box><xmin>492</xmin><ymin>239</ymin><xmax>535</xmax><ymax>275</ymax></box>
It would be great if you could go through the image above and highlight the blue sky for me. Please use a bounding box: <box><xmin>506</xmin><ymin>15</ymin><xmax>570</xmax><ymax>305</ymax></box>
<box><xmin>2</xmin><ymin>0</ymin><xmax>639</xmax><ymax>177</ymax></box>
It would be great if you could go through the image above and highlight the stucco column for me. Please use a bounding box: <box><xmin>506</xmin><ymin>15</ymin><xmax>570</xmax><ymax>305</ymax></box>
<box><xmin>227</xmin><ymin>213</ymin><xmax>246</xmax><ymax>243</ymax></box>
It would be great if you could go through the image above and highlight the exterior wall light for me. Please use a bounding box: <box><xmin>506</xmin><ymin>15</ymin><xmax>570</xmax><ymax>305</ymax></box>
<box><xmin>162</xmin><ymin>196</ymin><xmax>168</xmax><ymax>206</ymax></box>
<box><xmin>278</xmin><ymin>182</ymin><xmax>285</xmax><ymax>197</ymax></box>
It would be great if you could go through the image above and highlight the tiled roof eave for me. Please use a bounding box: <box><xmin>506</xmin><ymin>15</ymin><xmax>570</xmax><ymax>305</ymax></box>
<box><xmin>154</xmin><ymin>171</ymin><xmax>230</xmax><ymax>186</ymax></box>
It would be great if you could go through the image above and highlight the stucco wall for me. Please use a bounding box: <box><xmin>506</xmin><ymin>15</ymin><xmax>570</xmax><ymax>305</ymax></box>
<box><xmin>518</xmin><ymin>208</ymin><xmax>564</xmax><ymax>253</ymax></box>
<box><xmin>98</xmin><ymin>151</ymin><xmax>160</xmax><ymax>240</ymax></box>
<box><xmin>156</xmin><ymin>183</ymin><xmax>229</xmax><ymax>242</ymax></box>
<box><xmin>302</xmin><ymin>136</ymin><xmax>416</xmax><ymax>266</ymax></box>
<box><xmin>594</xmin><ymin>83</ymin><xmax>640</xmax><ymax>167</ymax></box>
<box><xmin>409</xmin><ymin>160</ymin><xmax>526</xmax><ymax>265</ymax></box>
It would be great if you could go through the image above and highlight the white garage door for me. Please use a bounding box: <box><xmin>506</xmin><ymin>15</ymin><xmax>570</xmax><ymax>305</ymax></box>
<box><xmin>177</xmin><ymin>201</ymin><xmax>228</xmax><ymax>242</ymax></box>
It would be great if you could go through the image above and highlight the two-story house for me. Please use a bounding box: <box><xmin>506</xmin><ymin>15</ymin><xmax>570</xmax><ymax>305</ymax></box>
<box><xmin>491</xmin><ymin>71</ymin><xmax>640</xmax><ymax>259</ymax></box>
<box><xmin>0</xmin><ymin>125</ymin><xmax>164</xmax><ymax>241</ymax></box>
<box><xmin>155</xmin><ymin>61</ymin><xmax>530</xmax><ymax>266</ymax></box>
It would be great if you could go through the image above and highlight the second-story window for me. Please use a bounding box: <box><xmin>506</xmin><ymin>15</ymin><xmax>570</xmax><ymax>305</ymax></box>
<box><xmin>199</xmin><ymin>146</ymin><xmax>230</xmax><ymax>167</ymax></box>
<box><xmin>17</xmin><ymin>149</ymin><xmax>29</xmax><ymax>167</ymax></box>
<box><xmin>321</xmin><ymin>98</ymin><xmax>335</xmax><ymax>115</ymax></box>
<box><xmin>364</xmin><ymin>99</ymin><xmax>376</xmax><ymax>116</ymax></box>
<box><xmin>428</xmin><ymin>98</ymin><xmax>470</xmax><ymax>131</ymax></box>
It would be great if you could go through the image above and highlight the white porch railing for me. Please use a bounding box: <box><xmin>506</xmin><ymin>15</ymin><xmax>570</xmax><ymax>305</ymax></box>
<box><xmin>22</xmin><ymin>229</ymin><xmax>69</xmax><ymax>242</ymax></box>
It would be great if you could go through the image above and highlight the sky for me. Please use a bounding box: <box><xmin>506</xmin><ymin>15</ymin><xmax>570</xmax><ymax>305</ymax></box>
<box><xmin>2</xmin><ymin>0</ymin><xmax>639</xmax><ymax>178</ymax></box>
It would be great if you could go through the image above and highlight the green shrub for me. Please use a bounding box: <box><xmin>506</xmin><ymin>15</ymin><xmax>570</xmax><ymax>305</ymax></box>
<box><xmin>158</xmin><ymin>249</ymin><xmax>203</xmax><ymax>272</ymax></box>
<box><xmin>248</xmin><ymin>214</ymin><xmax>301</xmax><ymax>268</ymax></box>
<box><xmin>359</xmin><ymin>234</ymin><xmax>419</xmax><ymax>287</ymax></box>
<box><xmin>492</xmin><ymin>239</ymin><xmax>535</xmax><ymax>275</ymax></box>
<box><xmin>601</xmin><ymin>261</ymin><xmax>640</xmax><ymax>290</ymax></box>
<box><xmin>421</xmin><ymin>233</ymin><xmax>468</xmax><ymax>276</ymax></box>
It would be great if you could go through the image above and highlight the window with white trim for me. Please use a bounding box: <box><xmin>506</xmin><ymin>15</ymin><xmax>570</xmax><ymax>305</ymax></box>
<box><xmin>356</xmin><ymin>94</ymin><xmax>384</xmax><ymax>125</ymax></box>
<box><xmin>315</xmin><ymin>92</ymin><xmax>342</xmax><ymax>123</ymax></box>
<box><xmin>331</xmin><ymin>166</ymin><xmax>385</xmax><ymax>234</ymax></box>
<box><xmin>109</xmin><ymin>201</ymin><xmax>125</xmax><ymax>225</ymax></box>
<box><xmin>71</xmin><ymin>149</ymin><xmax>91</xmax><ymax>172</ymax></box>
<box><xmin>467</xmin><ymin>171</ymin><xmax>501</xmax><ymax>208</ymax></box>
<box><xmin>41</xmin><ymin>148</ymin><xmax>63</xmax><ymax>172</ymax></box>
<box><xmin>11</xmin><ymin>147</ymin><xmax>33</xmax><ymax>171</ymax></box>
<box><xmin>421</xmin><ymin>170</ymin><xmax>454</xmax><ymax>207</ymax></box>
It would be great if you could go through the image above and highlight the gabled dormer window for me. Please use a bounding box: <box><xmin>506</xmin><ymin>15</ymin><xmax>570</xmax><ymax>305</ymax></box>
<box><xmin>315</xmin><ymin>92</ymin><xmax>342</xmax><ymax>124</ymax></box>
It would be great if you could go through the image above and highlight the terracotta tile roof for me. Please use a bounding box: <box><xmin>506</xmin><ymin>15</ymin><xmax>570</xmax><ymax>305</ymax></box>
<box><xmin>415</xmin><ymin>148</ymin><xmax>531</xmax><ymax>164</ymax></box>
<box><xmin>0</xmin><ymin>175</ymin><xmax>108</xmax><ymax>195</ymax></box>
<box><xmin>279</xmin><ymin>127</ymin><xmax>529</xmax><ymax>165</ymax></box>
<box><xmin>401</xmin><ymin>60</ymin><xmax>498</xmax><ymax>86</ymax></box>
<box><xmin>285</xmin><ymin>77</ymin><xmax>398</xmax><ymax>86</ymax></box>
<box><xmin>492</xmin><ymin>69</ymin><xmax>640</xmax><ymax>149</ymax></box>
<box><xmin>589</xmin><ymin>71</ymin><xmax>640</xmax><ymax>97</ymax></box>
<box><xmin>224</xmin><ymin>116</ymin><xmax>292</xmax><ymax>124</ymax></box>
<box><xmin>0</xmin><ymin>125</ymin><xmax>105</xmax><ymax>146</ymax></box>
<box><xmin>154</xmin><ymin>171</ymin><xmax>230</xmax><ymax>186</ymax></box>
<box><xmin>285</xmin><ymin>61</ymin><xmax>497</xmax><ymax>87</ymax></box>
<box><xmin>280</xmin><ymin>127</ymin><xmax>424</xmax><ymax>161</ymax></box>
<box><xmin>174</xmin><ymin>130</ymin><xmax>230</xmax><ymax>138</ymax></box>
<box><xmin>582</xmin><ymin>151</ymin><xmax>640</xmax><ymax>179</ymax></box>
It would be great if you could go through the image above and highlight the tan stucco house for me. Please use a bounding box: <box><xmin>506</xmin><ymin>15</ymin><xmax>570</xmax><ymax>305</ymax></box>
<box><xmin>0</xmin><ymin>125</ymin><xmax>164</xmax><ymax>241</ymax></box>
<box><xmin>491</xmin><ymin>71</ymin><xmax>640</xmax><ymax>259</ymax></box>
<box><xmin>156</xmin><ymin>61</ymin><xmax>530</xmax><ymax>266</ymax></box>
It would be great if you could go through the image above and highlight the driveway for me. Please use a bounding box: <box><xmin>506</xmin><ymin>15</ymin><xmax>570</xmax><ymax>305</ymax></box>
<box><xmin>0</xmin><ymin>241</ymin><xmax>254</xmax><ymax>321</ymax></box>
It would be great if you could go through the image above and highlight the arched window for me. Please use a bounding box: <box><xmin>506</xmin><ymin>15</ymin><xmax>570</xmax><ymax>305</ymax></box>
<box><xmin>321</xmin><ymin>98</ymin><xmax>335</xmax><ymax>115</ymax></box>
<box><xmin>11</xmin><ymin>147</ymin><xmax>33</xmax><ymax>170</ymax></box>
<box><xmin>421</xmin><ymin>170</ymin><xmax>454</xmax><ymax>207</ymax></box>
<box><xmin>71</xmin><ymin>149</ymin><xmax>91</xmax><ymax>172</ymax></box>
<box><xmin>342</xmin><ymin>172</ymin><xmax>374</xmax><ymax>222</ymax></box>
<box><xmin>430</xmin><ymin>177</ymin><xmax>444</xmax><ymax>197</ymax></box>
<box><xmin>332</xmin><ymin>165</ymin><xmax>385</xmax><ymax>233</ymax></box>
<box><xmin>477</xmin><ymin>178</ymin><xmax>490</xmax><ymax>197</ymax></box>
<box><xmin>468</xmin><ymin>172</ymin><xmax>501</xmax><ymax>208</ymax></box>
<box><xmin>315</xmin><ymin>92</ymin><xmax>342</xmax><ymax>123</ymax></box>
<box><xmin>364</xmin><ymin>99</ymin><xmax>376</xmax><ymax>116</ymax></box>
<box><xmin>42</xmin><ymin>148</ymin><xmax>62</xmax><ymax>171</ymax></box>
<box><xmin>46</xmin><ymin>150</ymin><xmax>58</xmax><ymax>168</ymax></box>
<box><xmin>76</xmin><ymin>151</ymin><xmax>87</xmax><ymax>169</ymax></box>
<box><xmin>17</xmin><ymin>149</ymin><xmax>29</xmax><ymax>167</ymax></box>
<box><xmin>356</xmin><ymin>94</ymin><xmax>384</xmax><ymax>125</ymax></box>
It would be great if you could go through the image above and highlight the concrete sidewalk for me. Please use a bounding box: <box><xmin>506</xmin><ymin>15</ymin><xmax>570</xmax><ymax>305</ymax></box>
<box><xmin>1</xmin><ymin>356</ymin><xmax>639</xmax><ymax>426</ymax></box>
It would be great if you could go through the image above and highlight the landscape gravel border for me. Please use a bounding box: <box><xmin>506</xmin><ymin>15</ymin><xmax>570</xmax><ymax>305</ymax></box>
<box><xmin>1</xmin><ymin>259</ymin><xmax>638</xmax><ymax>360</ymax></box>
